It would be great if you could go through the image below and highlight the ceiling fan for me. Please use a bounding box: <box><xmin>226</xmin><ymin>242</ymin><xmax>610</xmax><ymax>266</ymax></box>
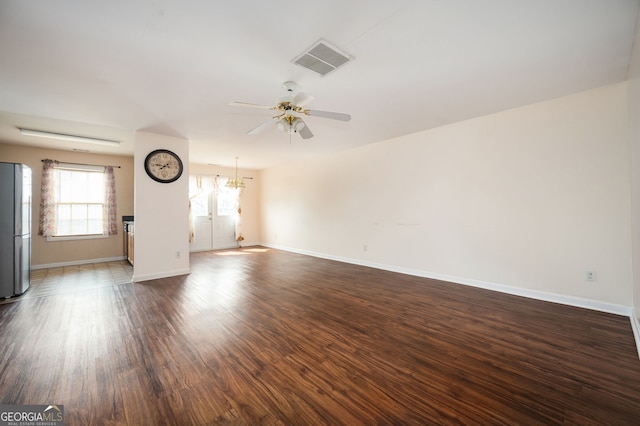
<box><xmin>230</xmin><ymin>81</ymin><xmax>351</xmax><ymax>139</ymax></box>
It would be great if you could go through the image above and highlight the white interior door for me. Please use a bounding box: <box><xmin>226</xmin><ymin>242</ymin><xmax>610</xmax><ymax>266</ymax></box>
<box><xmin>189</xmin><ymin>176</ymin><xmax>237</xmax><ymax>252</ymax></box>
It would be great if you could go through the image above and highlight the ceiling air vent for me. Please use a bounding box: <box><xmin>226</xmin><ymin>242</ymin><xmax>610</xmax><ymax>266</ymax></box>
<box><xmin>292</xmin><ymin>39</ymin><xmax>353</xmax><ymax>77</ymax></box>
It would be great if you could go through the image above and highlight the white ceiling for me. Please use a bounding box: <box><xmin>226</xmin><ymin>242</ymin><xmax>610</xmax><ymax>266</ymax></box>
<box><xmin>0</xmin><ymin>0</ymin><xmax>638</xmax><ymax>169</ymax></box>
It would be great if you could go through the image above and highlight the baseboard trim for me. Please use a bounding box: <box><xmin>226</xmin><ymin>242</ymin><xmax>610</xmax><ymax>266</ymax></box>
<box><xmin>133</xmin><ymin>268</ymin><xmax>191</xmax><ymax>283</ymax></box>
<box><xmin>189</xmin><ymin>242</ymin><xmax>260</xmax><ymax>253</ymax></box>
<box><xmin>238</xmin><ymin>241</ymin><xmax>260</xmax><ymax>248</ymax></box>
<box><xmin>32</xmin><ymin>256</ymin><xmax>127</xmax><ymax>270</ymax></box>
<box><xmin>263</xmin><ymin>243</ymin><xmax>632</xmax><ymax>317</ymax></box>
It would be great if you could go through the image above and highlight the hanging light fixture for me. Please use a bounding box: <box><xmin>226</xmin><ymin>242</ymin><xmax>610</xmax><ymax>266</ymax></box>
<box><xmin>226</xmin><ymin>157</ymin><xmax>246</xmax><ymax>189</ymax></box>
<box><xmin>276</xmin><ymin>115</ymin><xmax>306</xmax><ymax>134</ymax></box>
<box><xmin>275</xmin><ymin>107</ymin><xmax>306</xmax><ymax>135</ymax></box>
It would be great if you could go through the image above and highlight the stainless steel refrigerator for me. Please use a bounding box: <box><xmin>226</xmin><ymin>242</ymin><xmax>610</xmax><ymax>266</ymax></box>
<box><xmin>0</xmin><ymin>162</ymin><xmax>31</xmax><ymax>298</ymax></box>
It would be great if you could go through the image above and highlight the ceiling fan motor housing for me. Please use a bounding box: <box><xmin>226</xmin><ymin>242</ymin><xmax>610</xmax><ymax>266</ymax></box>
<box><xmin>277</xmin><ymin>95</ymin><xmax>296</xmax><ymax>106</ymax></box>
<box><xmin>282</xmin><ymin>81</ymin><xmax>298</xmax><ymax>92</ymax></box>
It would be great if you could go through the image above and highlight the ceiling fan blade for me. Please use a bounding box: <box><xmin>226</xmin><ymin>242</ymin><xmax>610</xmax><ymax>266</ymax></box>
<box><xmin>248</xmin><ymin>117</ymin><xmax>277</xmax><ymax>135</ymax></box>
<box><xmin>293</xmin><ymin>92</ymin><xmax>315</xmax><ymax>107</ymax></box>
<box><xmin>229</xmin><ymin>101</ymin><xmax>273</xmax><ymax>109</ymax></box>
<box><xmin>305</xmin><ymin>110</ymin><xmax>351</xmax><ymax>121</ymax></box>
<box><xmin>298</xmin><ymin>121</ymin><xmax>313</xmax><ymax>139</ymax></box>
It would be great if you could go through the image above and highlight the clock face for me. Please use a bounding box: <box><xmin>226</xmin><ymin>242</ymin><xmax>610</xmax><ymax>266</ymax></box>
<box><xmin>144</xmin><ymin>149</ymin><xmax>183</xmax><ymax>183</ymax></box>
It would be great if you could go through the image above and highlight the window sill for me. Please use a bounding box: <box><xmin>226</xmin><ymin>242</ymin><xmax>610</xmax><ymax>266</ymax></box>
<box><xmin>46</xmin><ymin>234</ymin><xmax>109</xmax><ymax>242</ymax></box>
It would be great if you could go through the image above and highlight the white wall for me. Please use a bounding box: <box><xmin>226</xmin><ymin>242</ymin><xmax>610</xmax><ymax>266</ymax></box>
<box><xmin>261</xmin><ymin>83</ymin><xmax>632</xmax><ymax>312</ymax></box>
<box><xmin>133</xmin><ymin>131</ymin><xmax>190</xmax><ymax>281</ymax></box>
<box><xmin>627</xmin><ymin>9</ymin><xmax>640</xmax><ymax>349</ymax></box>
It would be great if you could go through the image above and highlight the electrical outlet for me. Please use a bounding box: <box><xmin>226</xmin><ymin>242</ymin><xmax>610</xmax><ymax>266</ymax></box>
<box><xmin>585</xmin><ymin>270</ymin><xmax>596</xmax><ymax>282</ymax></box>
<box><xmin>175</xmin><ymin>251</ymin><xmax>181</xmax><ymax>259</ymax></box>
<box><xmin>363</xmin><ymin>244</ymin><xmax>368</xmax><ymax>252</ymax></box>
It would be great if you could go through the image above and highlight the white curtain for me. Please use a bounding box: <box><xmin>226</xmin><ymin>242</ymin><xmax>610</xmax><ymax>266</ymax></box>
<box><xmin>235</xmin><ymin>187</ymin><xmax>244</xmax><ymax>246</ymax></box>
<box><xmin>214</xmin><ymin>175</ymin><xmax>244</xmax><ymax>245</ymax></box>
<box><xmin>188</xmin><ymin>200</ymin><xmax>195</xmax><ymax>243</ymax></box>
<box><xmin>38</xmin><ymin>159</ymin><xmax>57</xmax><ymax>236</ymax></box>
<box><xmin>103</xmin><ymin>166</ymin><xmax>118</xmax><ymax>235</ymax></box>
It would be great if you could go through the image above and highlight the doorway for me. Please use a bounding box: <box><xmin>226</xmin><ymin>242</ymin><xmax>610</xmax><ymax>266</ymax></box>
<box><xmin>189</xmin><ymin>176</ymin><xmax>237</xmax><ymax>252</ymax></box>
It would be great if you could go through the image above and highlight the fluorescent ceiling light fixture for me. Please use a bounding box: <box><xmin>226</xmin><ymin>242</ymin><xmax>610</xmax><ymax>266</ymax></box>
<box><xmin>19</xmin><ymin>128</ymin><xmax>120</xmax><ymax>146</ymax></box>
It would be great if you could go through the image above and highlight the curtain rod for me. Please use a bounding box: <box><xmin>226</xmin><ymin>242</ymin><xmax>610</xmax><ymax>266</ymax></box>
<box><xmin>41</xmin><ymin>159</ymin><xmax>121</xmax><ymax>168</ymax></box>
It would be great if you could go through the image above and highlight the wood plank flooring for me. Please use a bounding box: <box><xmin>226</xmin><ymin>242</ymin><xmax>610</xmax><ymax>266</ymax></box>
<box><xmin>0</xmin><ymin>260</ymin><xmax>133</xmax><ymax>305</ymax></box>
<box><xmin>0</xmin><ymin>247</ymin><xmax>639</xmax><ymax>425</ymax></box>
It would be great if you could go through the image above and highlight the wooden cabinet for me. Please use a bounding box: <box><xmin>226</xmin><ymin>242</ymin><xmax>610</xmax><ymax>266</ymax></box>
<box><xmin>127</xmin><ymin>224</ymin><xmax>134</xmax><ymax>265</ymax></box>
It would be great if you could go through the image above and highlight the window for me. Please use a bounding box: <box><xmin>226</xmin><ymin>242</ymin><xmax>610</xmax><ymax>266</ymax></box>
<box><xmin>216</xmin><ymin>179</ymin><xmax>237</xmax><ymax>217</ymax></box>
<box><xmin>39</xmin><ymin>160</ymin><xmax>118</xmax><ymax>240</ymax></box>
<box><xmin>191</xmin><ymin>190</ymin><xmax>209</xmax><ymax>217</ymax></box>
<box><xmin>55</xmin><ymin>168</ymin><xmax>105</xmax><ymax>236</ymax></box>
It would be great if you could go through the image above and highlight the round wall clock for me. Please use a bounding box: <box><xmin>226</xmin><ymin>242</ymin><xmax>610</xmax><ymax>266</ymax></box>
<box><xmin>144</xmin><ymin>149</ymin><xmax>183</xmax><ymax>183</ymax></box>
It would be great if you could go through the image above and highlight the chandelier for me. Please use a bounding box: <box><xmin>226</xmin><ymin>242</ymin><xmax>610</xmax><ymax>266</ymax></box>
<box><xmin>226</xmin><ymin>157</ymin><xmax>246</xmax><ymax>189</ymax></box>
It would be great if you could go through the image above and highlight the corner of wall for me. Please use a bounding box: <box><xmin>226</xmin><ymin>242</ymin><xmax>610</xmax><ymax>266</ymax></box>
<box><xmin>631</xmin><ymin>308</ymin><xmax>640</xmax><ymax>359</ymax></box>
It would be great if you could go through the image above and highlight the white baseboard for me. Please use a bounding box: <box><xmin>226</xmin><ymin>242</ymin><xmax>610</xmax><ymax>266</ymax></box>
<box><xmin>262</xmin><ymin>243</ymin><xmax>632</xmax><ymax>317</ymax></box>
<box><xmin>238</xmin><ymin>241</ymin><xmax>260</xmax><ymax>248</ymax></box>
<box><xmin>189</xmin><ymin>242</ymin><xmax>260</xmax><ymax>253</ymax></box>
<box><xmin>32</xmin><ymin>256</ymin><xmax>127</xmax><ymax>270</ymax></box>
<box><xmin>133</xmin><ymin>268</ymin><xmax>191</xmax><ymax>283</ymax></box>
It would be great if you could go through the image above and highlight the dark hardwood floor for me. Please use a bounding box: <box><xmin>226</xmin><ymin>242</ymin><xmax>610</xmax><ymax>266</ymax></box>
<box><xmin>0</xmin><ymin>247</ymin><xmax>639</xmax><ymax>425</ymax></box>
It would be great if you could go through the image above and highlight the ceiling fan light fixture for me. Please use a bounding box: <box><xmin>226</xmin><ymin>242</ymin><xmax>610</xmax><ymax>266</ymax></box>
<box><xmin>293</xmin><ymin>117</ymin><xmax>305</xmax><ymax>132</ymax></box>
<box><xmin>232</xmin><ymin>80</ymin><xmax>350</xmax><ymax>140</ymax></box>
<box><xmin>276</xmin><ymin>118</ymin><xmax>288</xmax><ymax>132</ymax></box>
<box><xmin>277</xmin><ymin>117</ymin><xmax>305</xmax><ymax>134</ymax></box>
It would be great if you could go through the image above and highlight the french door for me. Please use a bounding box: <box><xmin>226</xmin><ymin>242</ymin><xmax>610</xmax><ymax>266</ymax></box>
<box><xmin>189</xmin><ymin>176</ymin><xmax>237</xmax><ymax>252</ymax></box>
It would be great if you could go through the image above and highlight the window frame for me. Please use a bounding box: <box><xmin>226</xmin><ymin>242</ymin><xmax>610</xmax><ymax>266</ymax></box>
<box><xmin>45</xmin><ymin>163</ymin><xmax>110</xmax><ymax>242</ymax></box>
